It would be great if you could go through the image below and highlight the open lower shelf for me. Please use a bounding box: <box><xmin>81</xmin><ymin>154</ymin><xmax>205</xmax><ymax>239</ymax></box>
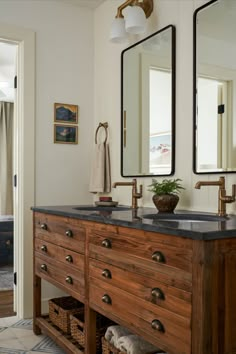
<box><xmin>35</xmin><ymin>315</ymin><xmax>84</xmax><ymax>354</ymax></box>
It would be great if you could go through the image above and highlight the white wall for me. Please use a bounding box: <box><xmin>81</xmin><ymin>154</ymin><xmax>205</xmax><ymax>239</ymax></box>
<box><xmin>0</xmin><ymin>0</ymin><xmax>94</xmax><ymax>315</ymax></box>
<box><xmin>94</xmin><ymin>0</ymin><xmax>236</xmax><ymax>215</ymax></box>
<box><xmin>0</xmin><ymin>0</ymin><xmax>94</xmax><ymax>207</ymax></box>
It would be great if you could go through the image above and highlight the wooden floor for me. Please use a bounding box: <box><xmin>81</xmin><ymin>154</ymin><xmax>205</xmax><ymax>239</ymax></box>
<box><xmin>0</xmin><ymin>290</ymin><xmax>15</xmax><ymax>318</ymax></box>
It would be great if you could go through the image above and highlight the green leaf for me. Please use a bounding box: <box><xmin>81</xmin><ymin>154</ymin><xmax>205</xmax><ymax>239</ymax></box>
<box><xmin>147</xmin><ymin>178</ymin><xmax>185</xmax><ymax>195</ymax></box>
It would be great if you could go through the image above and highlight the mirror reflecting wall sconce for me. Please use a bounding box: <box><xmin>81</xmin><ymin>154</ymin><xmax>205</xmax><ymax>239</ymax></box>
<box><xmin>110</xmin><ymin>0</ymin><xmax>154</xmax><ymax>43</ymax></box>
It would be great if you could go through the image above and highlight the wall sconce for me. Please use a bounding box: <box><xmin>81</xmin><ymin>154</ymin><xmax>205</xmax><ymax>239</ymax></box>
<box><xmin>110</xmin><ymin>0</ymin><xmax>154</xmax><ymax>43</ymax></box>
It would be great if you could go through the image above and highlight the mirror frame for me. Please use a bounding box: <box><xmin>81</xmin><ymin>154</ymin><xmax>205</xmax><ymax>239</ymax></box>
<box><xmin>192</xmin><ymin>0</ymin><xmax>235</xmax><ymax>174</ymax></box>
<box><xmin>121</xmin><ymin>25</ymin><xmax>176</xmax><ymax>178</ymax></box>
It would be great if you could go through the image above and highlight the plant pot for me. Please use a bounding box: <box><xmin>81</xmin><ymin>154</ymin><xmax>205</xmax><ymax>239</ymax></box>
<box><xmin>152</xmin><ymin>194</ymin><xmax>179</xmax><ymax>213</ymax></box>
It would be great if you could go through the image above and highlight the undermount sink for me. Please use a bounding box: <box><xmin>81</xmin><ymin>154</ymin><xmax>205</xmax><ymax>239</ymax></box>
<box><xmin>142</xmin><ymin>213</ymin><xmax>228</xmax><ymax>222</ymax></box>
<box><xmin>73</xmin><ymin>206</ymin><xmax>130</xmax><ymax>212</ymax></box>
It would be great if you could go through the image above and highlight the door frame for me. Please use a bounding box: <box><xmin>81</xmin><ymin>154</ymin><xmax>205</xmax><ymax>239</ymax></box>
<box><xmin>0</xmin><ymin>23</ymin><xmax>35</xmax><ymax>318</ymax></box>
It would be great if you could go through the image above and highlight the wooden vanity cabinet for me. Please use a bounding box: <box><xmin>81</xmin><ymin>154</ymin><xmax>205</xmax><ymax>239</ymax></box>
<box><xmin>33</xmin><ymin>212</ymin><xmax>236</xmax><ymax>354</ymax></box>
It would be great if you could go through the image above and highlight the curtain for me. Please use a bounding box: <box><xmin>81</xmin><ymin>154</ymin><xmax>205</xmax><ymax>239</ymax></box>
<box><xmin>0</xmin><ymin>101</ymin><xmax>14</xmax><ymax>215</ymax></box>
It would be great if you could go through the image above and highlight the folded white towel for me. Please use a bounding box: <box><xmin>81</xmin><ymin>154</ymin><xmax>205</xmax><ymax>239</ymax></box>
<box><xmin>104</xmin><ymin>325</ymin><xmax>132</xmax><ymax>347</ymax></box>
<box><xmin>116</xmin><ymin>334</ymin><xmax>162</xmax><ymax>354</ymax></box>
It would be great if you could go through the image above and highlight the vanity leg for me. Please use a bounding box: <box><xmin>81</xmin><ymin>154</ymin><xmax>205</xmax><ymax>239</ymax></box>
<box><xmin>33</xmin><ymin>274</ymin><xmax>41</xmax><ymax>335</ymax></box>
<box><xmin>85</xmin><ymin>305</ymin><xmax>97</xmax><ymax>354</ymax></box>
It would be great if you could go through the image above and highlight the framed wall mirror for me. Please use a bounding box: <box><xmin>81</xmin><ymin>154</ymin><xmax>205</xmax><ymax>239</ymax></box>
<box><xmin>193</xmin><ymin>0</ymin><xmax>236</xmax><ymax>174</ymax></box>
<box><xmin>121</xmin><ymin>25</ymin><xmax>176</xmax><ymax>177</ymax></box>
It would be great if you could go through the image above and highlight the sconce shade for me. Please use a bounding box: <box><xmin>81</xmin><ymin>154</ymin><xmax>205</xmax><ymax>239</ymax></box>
<box><xmin>125</xmin><ymin>5</ymin><xmax>146</xmax><ymax>34</ymax></box>
<box><xmin>110</xmin><ymin>18</ymin><xmax>127</xmax><ymax>43</ymax></box>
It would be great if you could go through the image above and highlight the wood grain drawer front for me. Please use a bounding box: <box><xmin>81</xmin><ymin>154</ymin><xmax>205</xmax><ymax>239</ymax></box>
<box><xmin>34</xmin><ymin>212</ymin><xmax>85</xmax><ymax>254</ymax></box>
<box><xmin>35</xmin><ymin>255</ymin><xmax>85</xmax><ymax>296</ymax></box>
<box><xmin>35</xmin><ymin>238</ymin><xmax>84</xmax><ymax>272</ymax></box>
<box><xmin>89</xmin><ymin>227</ymin><xmax>192</xmax><ymax>273</ymax></box>
<box><xmin>89</xmin><ymin>243</ymin><xmax>192</xmax><ymax>292</ymax></box>
<box><xmin>89</xmin><ymin>259</ymin><xmax>191</xmax><ymax>319</ymax></box>
<box><xmin>89</xmin><ymin>282</ymin><xmax>191</xmax><ymax>354</ymax></box>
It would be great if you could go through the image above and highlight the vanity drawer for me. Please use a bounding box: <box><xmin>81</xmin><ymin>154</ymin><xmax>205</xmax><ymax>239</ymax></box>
<box><xmin>35</xmin><ymin>254</ymin><xmax>85</xmax><ymax>298</ymax></box>
<box><xmin>89</xmin><ymin>225</ymin><xmax>193</xmax><ymax>273</ymax></box>
<box><xmin>34</xmin><ymin>212</ymin><xmax>85</xmax><ymax>254</ymax></box>
<box><xmin>89</xmin><ymin>259</ymin><xmax>191</xmax><ymax>319</ymax></box>
<box><xmin>35</xmin><ymin>238</ymin><xmax>84</xmax><ymax>272</ymax></box>
<box><xmin>89</xmin><ymin>281</ymin><xmax>191</xmax><ymax>354</ymax></box>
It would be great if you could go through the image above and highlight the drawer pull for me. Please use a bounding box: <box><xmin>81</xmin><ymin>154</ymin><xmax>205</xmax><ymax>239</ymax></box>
<box><xmin>40</xmin><ymin>223</ymin><xmax>47</xmax><ymax>230</ymax></box>
<box><xmin>151</xmin><ymin>319</ymin><xmax>165</xmax><ymax>332</ymax></box>
<box><xmin>41</xmin><ymin>245</ymin><xmax>47</xmax><ymax>252</ymax></box>
<box><xmin>151</xmin><ymin>288</ymin><xmax>165</xmax><ymax>300</ymax></box>
<box><xmin>102</xmin><ymin>239</ymin><xmax>112</xmax><ymax>248</ymax></box>
<box><xmin>65</xmin><ymin>276</ymin><xmax>73</xmax><ymax>284</ymax></box>
<box><xmin>102</xmin><ymin>269</ymin><xmax>112</xmax><ymax>279</ymax></box>
<box><xmin>152</xmin><ymin>251</ymin><xmax>165</xmax><ymax>263</ymax></box>
<box><xmin>102</xmin><ymin>294</ymin><xmax>112</xmax><ymax>305</ymax></box>
<box><xmin>40</xmin><ymin>264</ymin><xmax>47</xmax><ymax>271</ymax></box>
<box><xmin>65</xmin><ymin>230</ymin><xmax>73</xmax><ymax>238</ymax></box>
<box><xmin>66</xmin><ymin>255</ymin><xmax>73</xmax><ymax>263</ymax></box>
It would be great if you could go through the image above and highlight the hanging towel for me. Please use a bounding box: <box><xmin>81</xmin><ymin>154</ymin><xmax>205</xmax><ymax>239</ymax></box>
<box><xmin>116</xmin><ymin>334</ymin><xmax>163</xmax><ymax>354</ymax></box>
<box><xmin>104</xmin><ymin>325</ymin><xmax>132</xmax><ymax>347</ymax></box>
<box><xmin>89</xmin><ymin>123</ymin><xmax>111</xmax><ymax>193</ymax></box>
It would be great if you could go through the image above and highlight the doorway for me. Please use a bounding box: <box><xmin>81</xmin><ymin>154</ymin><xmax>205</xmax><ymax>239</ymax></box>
<box><xmin>0</xmin><ymin>23</ymin><xmax>35</xmax><ymax>319</ymax></box>
<box><xmin>0</xmin><ymin>41</ymin><xmax>17</xmax><ymax>317</ymax></box>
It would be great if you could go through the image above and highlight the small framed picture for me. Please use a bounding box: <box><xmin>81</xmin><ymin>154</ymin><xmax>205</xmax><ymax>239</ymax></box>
<box><xmin>54</xmin><ymin>103</ymin><xmax>78</xmax><ymax>124</ymax></box>
<box><xmin>54</xmin><ymin>124</ymin><xmax>78</xmax><ymax>144</ymax></box>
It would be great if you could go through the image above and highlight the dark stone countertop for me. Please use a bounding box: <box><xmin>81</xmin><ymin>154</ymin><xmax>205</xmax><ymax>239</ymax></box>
<box><xmin>31</xmin><ymin>205</ymin><xmax>236</xmax><ymax>241</ymax></box>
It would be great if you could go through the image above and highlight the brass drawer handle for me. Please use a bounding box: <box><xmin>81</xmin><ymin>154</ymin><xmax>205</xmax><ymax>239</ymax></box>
<box><xmin>40</xmin><ymin>223</ymin><xmax>47</xmax><ymax>230</ymax></box>
<box><xmin>151</xmin><ymin>319</ymin><xmax>165</xmax><ymax>332</ymax></box>
<box><xmin>151</xmin><ymin>288</ymin><xmax>165</xmax><ymax>300</ymax></box>
<box><xmin>102</xmin><ymin>294</ymin><xmax>112</xmax><ymax>305</ymax></box>
<box><xmin>152</xmin><ymin>251</ymin><xmax>165</xmax><ymax>263</ymax></box>
<box><xmin>40</xmin><ymin>264</ymin><xmax>47</xmax><ymax>271</ymax></box>
<box><xmin>102</xmin><ymin>239</ymin><xmax>112</xmax><ymax>248</ymax></box>
<box><xmin>102</xmin><ymin>269</ymin><xmax>112</xmax><ymax>279</ymax></box>
<box><xmin>65</xmin><ymin>230</ymin><xmax>73</xmax><ymax>237</ymax></box>
<box><xmin>41</xmin><ymin>245</ymin><xmax>47</xmax><ymax>252</ymax></box>
<box><xmin>66</xmin><ymin>255</ymin><xmax>73</xmax><ymax>263</ymax></box>
<box><xmin>65</xmin><ymin>276</ymin><xmax>73</xmax><ymax>284</ymax></box>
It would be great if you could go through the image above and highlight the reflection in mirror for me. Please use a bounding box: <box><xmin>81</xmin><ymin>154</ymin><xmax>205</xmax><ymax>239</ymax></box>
<box><xmin>121</xmin><ymin>25</ymin><xmax>176</xmax><ymax>177</ymax></box>
<box><xmin>194</xmin><ymin>0</ymin><xmax>236</xmax><ymax>173</ymax></box>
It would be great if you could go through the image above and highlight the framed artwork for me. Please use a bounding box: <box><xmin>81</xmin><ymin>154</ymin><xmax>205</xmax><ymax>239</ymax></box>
<box><xmin>149</xmin><ymin>132</ymin><xmax>171</xmax><ymax>173</ymax></box>
<box><xmin>54</xmin><ymin>103</ymin><xmax>78</xmax><ymax>124</ymax></box>
<box><xmin>54</xmin><ymin>124</ymin><xmax>78</xmax><ymax>144</ymax></box>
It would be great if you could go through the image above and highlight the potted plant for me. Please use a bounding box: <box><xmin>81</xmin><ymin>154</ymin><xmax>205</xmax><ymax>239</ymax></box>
<box><xmin>147</xmin><ymin>178</ymin><xmax>185</xmax><ymax>213</ymax></box>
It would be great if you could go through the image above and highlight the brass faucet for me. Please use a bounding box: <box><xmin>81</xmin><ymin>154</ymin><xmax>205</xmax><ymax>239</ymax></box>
<box><xmin>112</xmin><ymin>178</ymin><xmax>143</xmax><ymax>209</ymax></box>
<box><xmin>195</xmin><ymin>176</ymin><xmax>236</xmax><ymax>216</ymax></box>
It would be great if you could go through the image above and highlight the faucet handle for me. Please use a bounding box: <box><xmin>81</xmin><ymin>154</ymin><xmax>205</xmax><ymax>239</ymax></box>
<box><xmin>232</xmin><ymin>184</ymin><xmax>236</xmax><ymax>198</ymax></box>
<box><xmin>138</xmin><ymin>184</ymin><xmax>143</xmax><ymax>197</ymax></box>
<box><xmin>134</xmin><ymin>184</ymin><xmax>143</xmax><ymax>199</ymax></box>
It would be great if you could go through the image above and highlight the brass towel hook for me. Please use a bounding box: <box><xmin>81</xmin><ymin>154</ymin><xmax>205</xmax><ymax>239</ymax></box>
<box><xmin>95</xmin><ymin>122</ymin><xmax>108</xmax><ymax>144</ymax></box>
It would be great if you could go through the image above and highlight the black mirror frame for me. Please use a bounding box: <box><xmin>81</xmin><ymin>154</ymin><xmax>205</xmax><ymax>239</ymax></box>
<box><xmin>121</xmin><ymin>24</ymin><xmax>176</xmax><ymax>178</ymax></box>
<box><xmin>192</xmin><ymin>0</ymin><xmax>233</xmax><ymax>175</ymax></box>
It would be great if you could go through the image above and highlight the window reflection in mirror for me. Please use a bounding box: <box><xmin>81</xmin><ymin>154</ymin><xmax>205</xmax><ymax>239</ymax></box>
<box><xmin>193</xmin><ymin>0</ymin><xmax>236</xmax><ymax>173</ymax></box>
<box><xmin>121</xmin><ymin>25</ymin><xmax>176</xmax><ymax>177</ymax></box>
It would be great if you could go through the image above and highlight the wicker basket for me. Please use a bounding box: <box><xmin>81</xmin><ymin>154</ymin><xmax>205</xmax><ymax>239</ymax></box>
<box><xmin>70</xmin><ymin>312</ymin><xmax>113</xmax><ymax>352</ymax></box>
<box><xmin>102</xmin><ymin>337</ymin><xmax>124</xmax><ymax>354</ymax></box>
<box><xmin>49</xmin><ymin>296</ymin><xmax>84</xmax><ymax>334</ymax></box>
<box><xmin>101</xmin><ymin>337</ymin><xmax>165</xmax><ymax>354</ymax></box>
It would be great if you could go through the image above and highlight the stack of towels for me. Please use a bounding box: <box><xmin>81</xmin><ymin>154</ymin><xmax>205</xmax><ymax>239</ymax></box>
<box><xmin>104</xmin><ymin>325</ymin><xmax>167</xmax><ymax>354</ymax></box>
